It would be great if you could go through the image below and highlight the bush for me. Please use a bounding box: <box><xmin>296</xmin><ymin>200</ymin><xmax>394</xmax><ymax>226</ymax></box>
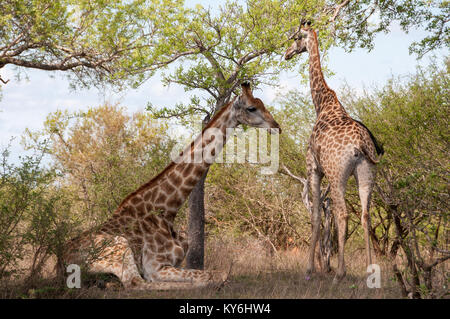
<box><xmin>341</xmin><ymin>58</ymin><xmax>449</xmax><ymax>298</ymax></box>
<box><xmin>0</xmin><ymin>141</ymin><xmax>76</xmax><ymax>283</ymax></box>
<box><xmin>24</xmin><ymin>104</ymin><xmax>175</xmax><ymax>227</ymax></box>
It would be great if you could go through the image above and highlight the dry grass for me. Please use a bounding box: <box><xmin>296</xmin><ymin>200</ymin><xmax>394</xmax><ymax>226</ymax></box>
<box><xmin>124</xmin><ymin>235</ymin><xmax>401</xmax><ymax>299</ymax></box>
<box><xmin>0</xmin><ymin>234</ymin><xmax>405</xmax><ymax>299</ymax></box>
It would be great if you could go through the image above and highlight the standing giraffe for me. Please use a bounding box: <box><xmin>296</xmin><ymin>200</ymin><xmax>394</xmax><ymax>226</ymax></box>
<box><xmin>284</xmin><ymin>22</ymin><xmax>384</xmax><ymax>280</ymax></box>
<box><xmin>60</xmin><ymin>83</ymin><xmax>281</xmax><ymax>290</ymax></box>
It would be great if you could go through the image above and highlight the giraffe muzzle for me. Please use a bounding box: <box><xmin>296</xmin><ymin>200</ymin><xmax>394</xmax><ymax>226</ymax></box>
<box><xmin>269</xmin><ymin>121</ymin><xmax>281</xmax><ymax>134</ymax></box>
<box><xmin>284</xmin><ymin>51</ymin><xmax>295</xmax><ymax>60</ymax></box>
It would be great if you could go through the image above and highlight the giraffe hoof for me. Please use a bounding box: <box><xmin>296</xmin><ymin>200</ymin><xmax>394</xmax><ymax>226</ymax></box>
<box><xmin>332</xmin><ymin>273</ymin><xmax>346</xmax><ymax>284</ymax></box>
<box><xmin>332</xmin><ymin>277</ymin><xmax>341</xmax><ymax>285</ymax></box>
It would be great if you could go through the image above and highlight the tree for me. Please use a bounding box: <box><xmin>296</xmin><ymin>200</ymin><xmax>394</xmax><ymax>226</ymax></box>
<box><xmin>24</xmin><ymin>105</ymin><xmax>175</xmax><ymax>225</ymax></box>
<box><xmin>316</xmin><ymin>0</ymin><xmax>449</xmax><ymax>57</ymax></box>
<box><xmin>0</xmin><ymin>0</ymin><xmax>188</xmax><ymax>88</ymax></box>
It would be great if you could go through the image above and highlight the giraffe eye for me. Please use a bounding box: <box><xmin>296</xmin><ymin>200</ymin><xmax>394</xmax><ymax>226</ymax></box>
<box><xmin>247</xmin><ymin>107</ymin><xmax>257</xmax><ymax>112</ymax></box>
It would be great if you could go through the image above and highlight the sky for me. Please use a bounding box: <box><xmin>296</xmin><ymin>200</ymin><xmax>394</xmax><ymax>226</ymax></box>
<box><xmin>0</xmin><ymin>1</ymin><xmax>448</xmax><ymax>162</ymax></box>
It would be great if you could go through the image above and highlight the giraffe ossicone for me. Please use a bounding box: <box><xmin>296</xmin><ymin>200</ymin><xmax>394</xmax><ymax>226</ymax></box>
<box><xmin>285</xmin><ymin>23</ymin><xmax>384</xmax><ymax>281</ymax></box>
<box><xmin>59</xmin><ymin>83</ymin><xmax>280</xmax><ymax>290</ymax></box>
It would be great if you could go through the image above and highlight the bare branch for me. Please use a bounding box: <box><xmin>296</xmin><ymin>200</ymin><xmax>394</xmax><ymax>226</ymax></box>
<box><xmin>281</xmin><ymin>164</ymin><xmax>311</xmax><ymax>215</ymax></box>
<box><xmin>1</xmin><ymin>55</ymin><xmax>104</xmax><ymax>72</ymax></box>
<box><xmin>152</xmin><ymin>107</ymin><xmax>211</xmax><ymax>120</ymax></box>
<box><xmin>136</xmin><ymin>50</ymin><xmax>199</xmax><ymax>73</ymax></box>
<box><xmin>426</xmin><ymin>254</ymin><xmax>450</xmax><ymax>270</ymax></box>
<box><xmin>329</xmin><ymin>0</ymin><xmax>351</xmax><ymax>23</ymax></box>
<box><xmin>392</xmin><ymin>264</ymin><xmax>409</xmax><ymax>297</ymax></box>
<box><xmin>281</xmin><ymin>164</ymin><xmax>307</xmax><ymax>184</ymax></box>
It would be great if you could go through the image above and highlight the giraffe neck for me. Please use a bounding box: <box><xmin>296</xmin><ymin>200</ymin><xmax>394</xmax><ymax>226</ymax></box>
<box><xmin>306</xmin><ymin>31</ymin><xmax>345</xmax><ymax>117</ymax></box>
<box><xmin>115</xmin><ymin>100</ymin><xmax>237</xmax><ymax>222</ymax></box>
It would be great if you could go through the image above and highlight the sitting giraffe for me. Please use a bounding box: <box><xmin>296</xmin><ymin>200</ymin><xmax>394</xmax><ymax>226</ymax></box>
<box><xmin>59</xmin><ymin>83</ymin><xmax>281</xmax><ymax>290</ymax></box>
<box><xmin>284</xmin><ymin>21</ymin><xmax>384</xmax><ymax>280</ymax></box>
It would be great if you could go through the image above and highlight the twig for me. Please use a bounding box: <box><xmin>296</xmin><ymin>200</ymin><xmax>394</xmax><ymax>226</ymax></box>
<box><xmin>392</xmin><ymin>264</ymin><xmax>409</xmax><ymax>298</ymax></box>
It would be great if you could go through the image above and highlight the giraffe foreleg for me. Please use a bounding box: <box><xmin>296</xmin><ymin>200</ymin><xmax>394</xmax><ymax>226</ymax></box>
<box><xmin>306</xmin><ymin>151</ymin><xmax>323</xmax><ymax>278</ymax></box>
<box><xmin>151</xmin><ymin>265</ymin><xmax>227</xmax><ymax>287</ymax></box>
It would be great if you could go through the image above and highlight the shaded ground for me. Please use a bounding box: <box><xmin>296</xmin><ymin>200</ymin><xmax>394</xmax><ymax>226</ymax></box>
<box><xmin>0</xmin><ymin>236</ymin><xmax>403</xmax><ymax>299</ymax></box>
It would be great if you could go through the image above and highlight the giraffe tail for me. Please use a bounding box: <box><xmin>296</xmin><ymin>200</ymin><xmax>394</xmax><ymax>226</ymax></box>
<box><xmin>361</xmin><ymin>144</ymin><xmax>382</xmax><ymax>165</ymax></box>
<box><xmin>354</xmin><ymin>120</ymin><xmax>384</xmax><ymax>164</ymax></box>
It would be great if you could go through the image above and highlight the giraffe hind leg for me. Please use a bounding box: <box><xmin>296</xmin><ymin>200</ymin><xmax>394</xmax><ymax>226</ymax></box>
<box><xmin>330</xmin><ymin>185</ymin><xmax>348</xmax><ymax>282</ymax></box>
<box><xmin>86</xmin><ymin>235</ymin><xmax>147</xmax><ymax>289</ymax></box>
<box><xmin>66</xmin><ymin>234</ymin><xmax>225</xmax><ymax>291</ymax></box>
<box><xmin>354</xmin><ymin>158</ymin><xmax>375</xmax><ymax>268</ymax></box>
<box><xmin>85</xmin><ymin>238</ymin><xmax>212</xmax><ymax>290</ymax></box>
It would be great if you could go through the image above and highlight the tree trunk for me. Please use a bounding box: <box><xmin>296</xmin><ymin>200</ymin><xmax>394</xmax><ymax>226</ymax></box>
<box><xmin>186</xmin><ymin>168</ymin><xmax>209</xmax><ymax>269</ymax></box>
<box><xmin>185</xmin><ymin>97</ymin><xmax>227</xmax><ymax>270</ymax></box>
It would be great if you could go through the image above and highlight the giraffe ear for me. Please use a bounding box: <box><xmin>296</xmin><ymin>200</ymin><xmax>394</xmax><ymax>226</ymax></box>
<box><xmin>241</xmin><ymin>82</ymin><xmax>253</xmax><ymax>98</ymax></box>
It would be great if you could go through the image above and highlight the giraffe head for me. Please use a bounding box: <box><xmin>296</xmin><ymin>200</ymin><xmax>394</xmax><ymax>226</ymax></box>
<box><xmin>233</xmin><ymin>82</ymin><xmax>281</xmax><ymax>134</ymax></box>
<box><xmin>284</xmin><ymin>21</ymin><xmax>313</xmax><ymax>60</ymax></box>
